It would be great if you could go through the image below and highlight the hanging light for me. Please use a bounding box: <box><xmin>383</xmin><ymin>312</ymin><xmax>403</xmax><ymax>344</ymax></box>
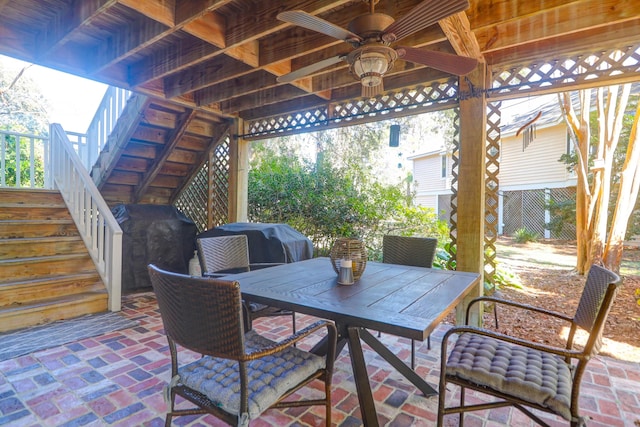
<box><xmin>348</xmin><ymin>45</ymin><xmax>397</xmax><ymax>88</ymax></box>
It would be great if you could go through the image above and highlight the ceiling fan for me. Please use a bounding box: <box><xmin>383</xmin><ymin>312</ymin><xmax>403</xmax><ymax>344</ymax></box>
<box><xmin>277</xmin><ymin>0</ymin><xmax>478</xmax><ymax>97</ymax></box>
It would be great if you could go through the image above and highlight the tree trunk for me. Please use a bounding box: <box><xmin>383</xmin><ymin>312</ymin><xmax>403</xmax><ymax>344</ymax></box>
<box><xmin>604</xmin><ymin>98</ymin><xmax>640</xmax><ymax>272</ymax></box>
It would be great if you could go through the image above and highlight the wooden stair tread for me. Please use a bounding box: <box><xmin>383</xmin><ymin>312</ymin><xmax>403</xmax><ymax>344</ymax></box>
<box><xmin>0</xmin><ymin>291</ymin><xmax>108</xmax><ymax>315</ymax></box>
<box><xmin>0</xmin><ymin>292</ymin><xmax>109</xmax><ymax>332</ymax></box>
<box><xmin>0</xmin><ymin>236</ymin><xmax>82</xmax><ymax>244</ymax></box>
<box><xmin>0</xmin><ymin>253</ymin><xmax>89</xmax><ymax>266</ymax></box>
<box><xmin>0</xmin><ymin>188</ymin><xmax>112</xmax><ymax>333</ymax></box>
<box><xmin>0</xmin><ymin>272</ymin><xmax>102</xmax><ymax>289</ymax></box>
<box><xmin>0</xmin><ymin>219</ymin><xmax>74</xmax><ymax>224</ymax></box>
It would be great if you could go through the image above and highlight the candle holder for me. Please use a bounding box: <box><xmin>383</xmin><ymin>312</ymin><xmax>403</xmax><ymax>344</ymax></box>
<box><xmin>329</xmin><ymin>238</ymin><xmax>367</xmax><ymax>280</ymax></box>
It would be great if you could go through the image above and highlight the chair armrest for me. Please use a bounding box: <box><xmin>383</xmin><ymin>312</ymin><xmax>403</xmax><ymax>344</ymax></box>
<box><xmin>466</xmin><ymin>296</ymin><xmax>574</xmax><ymax>326</ymax></box>
<box><xmin>243</xmin><ymin>320</ymin><xmax>337</xmax><ymax>363</ymax></box>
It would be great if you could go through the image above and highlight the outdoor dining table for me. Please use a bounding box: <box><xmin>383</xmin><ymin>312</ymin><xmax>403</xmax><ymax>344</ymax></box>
<box><xmin>226</xmin><ymin>256</ymin><xmax>481</xmax><ymax>427</ymax></box>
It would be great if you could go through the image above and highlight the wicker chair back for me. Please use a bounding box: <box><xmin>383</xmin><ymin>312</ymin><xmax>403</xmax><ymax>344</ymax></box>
<box><xmin>197</xmin><ymin>235</ymin><xmax>250</xmax><ymax>275</ymax></box>
<box><xmin>573</xmin><ymin>264</ymin><xmax>622</xmax><ymax>354</ymax></box>
<box><xmin>382</xmin><ymin>235</ymin><xmax>437</xmax><ymax>268</ymax></box>
<box><xmin>148</xmin><ymin>264</ymin><xmax>245</xmax><ymax>358</ymax></box>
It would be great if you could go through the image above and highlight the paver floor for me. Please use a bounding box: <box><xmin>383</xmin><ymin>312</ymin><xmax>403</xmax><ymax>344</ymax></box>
<box><xmin>1</xmin><ymin>292</ymin><xmax>639</xmax><ymax>426</ymax></box>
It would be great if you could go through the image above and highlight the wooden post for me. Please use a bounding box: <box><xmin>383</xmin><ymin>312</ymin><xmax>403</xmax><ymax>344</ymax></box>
<box><xmin>456</xmin><ymin>64</ymin><xmax>487</xmax><ymax>327</ymax></box>
<box><xmin>228</xmin><ymin>118</ymin><xmax>249</xmax><ymax>222</ymax></box>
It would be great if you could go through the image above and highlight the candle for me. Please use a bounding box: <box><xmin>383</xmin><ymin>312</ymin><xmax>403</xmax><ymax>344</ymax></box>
<box><xmin>342</xmin><ymin>259</ymin><xmax>352</xmax><ymax>268</ymax></box>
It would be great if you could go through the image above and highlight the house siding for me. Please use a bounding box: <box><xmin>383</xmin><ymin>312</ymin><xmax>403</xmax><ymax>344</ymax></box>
<box><xmin>413</xmin><ymin>153</ymin><xmax>450</xmax><ymax>193</ymax></box>
<box><xmin>500</xmin><ymin>124</ymin><xmax>572</xmax><ymax>188</ymax></box>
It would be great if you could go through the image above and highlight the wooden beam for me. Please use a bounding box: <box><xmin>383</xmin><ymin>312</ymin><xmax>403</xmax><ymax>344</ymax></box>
<box><xmin>163</xmin><ymin>56</ymin><xmax>254</xmax><ymax>99</ymax></box>
<box><xmin>239</xmin><ymin>94</ymin><xmax>329</xmax><ymax>122</ymax></box>
<box><xmin>473</xmin><ymin>0</ymin><xmax>640</xmax><ymax>53</ymax></box>
<box><xmin>196</xmin><ymin>70</ymin><xmax>279</xmax><ymax>104</ymax></box>
<box><xmin>485</xmin><ymin>18</ymin><xmax>640</xmax><ymax>67</ymax></box>
<box><xmin>228</xmin><ymin>118</ymin><xmax>249</xmax><ymax>222</ymax></box>
<box><xmin>455</xmin><ymin>63</ymin><xmax>487</xmax><ymax>327</ymax></box>
<box><xmin>439</xmin><ymin>12</ymin><xmax>484</xmax><ymax>61</ymax></box>
<box><xmin>175</xmin><ymin>0</ymin><xmax>236</xmax><ymax>25</ymax></box>
<box><xmin>119</xmin><ymin>0</ymin><xmax>176</xmax><ymax>26</ymax></box>
<box><xmin>133</xmin><ymin>109</ymin><xmax>197</xmax><ymax>202</ymax></box>
<box><xmin>37</xmin><ymin>0</ymin><xmax>119</xmax><ymax>59</ymax></box>
<box><xmin>93</xmin><ymin>18</ymin><xmax>169</xmax><ymax>74</ymax></box>
<box><xmin>220</xmin><ymin>85</ymin><xmax>311</xmax><ymax>115</ymax></box>
<box><xmin>129</xmin><ymin>0</ymin><xmax>352</xmax><ymax>89</ymax></box>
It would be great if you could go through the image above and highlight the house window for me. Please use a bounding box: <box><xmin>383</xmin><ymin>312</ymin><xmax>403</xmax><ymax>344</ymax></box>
<box><xmin>440</xmin><ymin>155</ymin><xmax>447</xmax><ymax>178</ymax></box>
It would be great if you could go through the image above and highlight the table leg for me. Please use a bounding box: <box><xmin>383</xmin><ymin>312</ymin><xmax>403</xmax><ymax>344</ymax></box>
<box><xmin>347</xmin><ymin>326</ymin><xmax>380</xmax><ymax>427</ymax></box>
<box><xmin>358</xmin><ymin>328</ymin><xmax>438</xmax><ymax>396</ymax></box>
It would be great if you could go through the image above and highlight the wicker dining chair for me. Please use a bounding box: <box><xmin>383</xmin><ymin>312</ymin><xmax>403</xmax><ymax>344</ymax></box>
<box><xmin>148</xmin><ymin>264</ymin><xmax>337</xmax><ymax>427</ymax></box>
<box><xmin>382</xmin><ymin>234</ymin><xmax>438</xmax><ymax>368</ymax></box>
<box><xmin>197</xmin><ymin>235</ymin><xmax>295</xmax><ymax>332</ymax></box>
<box><xmin>437</xmin><ymin>264</ymin><xmax>621</xmax><ymax>427</ymax></box>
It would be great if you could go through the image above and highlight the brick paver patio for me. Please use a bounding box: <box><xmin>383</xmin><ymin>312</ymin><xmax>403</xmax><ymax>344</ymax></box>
<box><xmin>1</xmin><ymin>292</ymin><xmax>639</xmax><ymax>426</ymax></box>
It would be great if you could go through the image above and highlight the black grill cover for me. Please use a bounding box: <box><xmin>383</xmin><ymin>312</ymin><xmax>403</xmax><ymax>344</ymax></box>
<box><xmin>113</xmin><ymin>204</ymin><xmax>197</xmax><ymax>292</ymax></box>
<box><xmin>197</xmin><ymin>222</ymin><xmax>313</xmax><ymax>264</ymax></box>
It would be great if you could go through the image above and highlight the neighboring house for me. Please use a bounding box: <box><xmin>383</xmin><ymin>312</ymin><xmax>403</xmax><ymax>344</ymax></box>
<box><xmin>410</xmin><ymin>95</ymin><xmax>577</xmax><ymax>239</ymax></box>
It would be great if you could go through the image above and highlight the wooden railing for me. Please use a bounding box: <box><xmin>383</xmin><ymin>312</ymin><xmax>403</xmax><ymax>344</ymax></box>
<box><xmin>83</xmin><ymin>86</ymin><xmax>131</xmax><ymax>170</ymax></box>
<box><xmin>50</xmin><ymin>124</ymin><xmax>123</xmax><ymax>311</ymax></box>
<box><xmin>0</xmin><ymin>130</ymin><xmax>51</xmax><ymax>188</ymax></box>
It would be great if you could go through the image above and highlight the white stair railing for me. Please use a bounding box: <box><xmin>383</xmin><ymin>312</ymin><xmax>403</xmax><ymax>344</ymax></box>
<box><xmin>83</xmin><ymin>86</ymin><xmax>131</xmax><ymax>170</ymax></box>
<box><xmin>50</xmin><ymin>123</ymin><xmax>123</xmax><ymax>311</ymax></box>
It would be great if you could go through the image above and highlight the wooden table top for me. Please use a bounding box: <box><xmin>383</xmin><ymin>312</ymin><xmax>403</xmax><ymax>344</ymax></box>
<box><xmin>228</xmin><ymin>257</ymin><xmax>481</xmax><ymax>341</ymax></box>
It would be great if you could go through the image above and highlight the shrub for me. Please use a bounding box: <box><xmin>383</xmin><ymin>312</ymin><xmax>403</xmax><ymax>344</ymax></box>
<box><xmin>514</xmin><ymin>228</ymin><xmax>539</xmax><ymax>243</ymax></box>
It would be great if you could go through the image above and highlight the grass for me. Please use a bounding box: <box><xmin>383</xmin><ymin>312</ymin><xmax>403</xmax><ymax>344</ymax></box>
<box><xmin>621</xmin><ymin>259</ymin><xmax>640</xmax><ymax>277</ymax></box>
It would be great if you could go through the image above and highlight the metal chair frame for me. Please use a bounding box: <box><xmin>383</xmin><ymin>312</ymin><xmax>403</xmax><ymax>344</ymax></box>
<box><xmin>437</xmin><ymin>264</ymin><xmax>621</xmax><ymax>427</ymax></box>
<box><xmin>148</xmin><ymin>264</ymin><xmax>337</xmax><ymax>427</ymax></box>
<box><xmin>197</xmin><ymin>235</ymin><xmax>296</xmax><ymax>332</ymax></box>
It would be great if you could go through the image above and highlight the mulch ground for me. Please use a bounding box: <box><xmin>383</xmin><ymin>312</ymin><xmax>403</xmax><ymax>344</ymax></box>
<box><xmin>452</xmin><ymin>239</ymin><xmax>640</xmax><ymax>363</ymax></box>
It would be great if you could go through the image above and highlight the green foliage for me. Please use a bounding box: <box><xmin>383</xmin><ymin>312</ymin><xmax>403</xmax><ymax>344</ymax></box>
<box><xmin>0</xmin><ymin>62</ymin><xmax>50</xmax><ymax>134</ymax></box>
<box><xmin>546</xmin><ymin>196</ymin><xmax>576</xmax><ymax>236</ymax></box>
<box><xmin>492</xmin><ymin>265</ymin><xmax>523</xmax><ymax>290</ymax></box>
<box><xmin>514</xmin><ymin>228</ymin><xmax>539</xmax><ymax>243</ymax></box>
<box><xmin>0</xmin><ymin>131</ymin><xmax>45</xmax><ymax>187</ymax></box>
<box><xmin>1</xmin><ymin>61</ymin><xmax>49</xmax><ymax>188</ymax></box>
<box><xmin>248</xmin><ymin>150</ymin><xmax>448</xmax><ymax>258</ymax></box>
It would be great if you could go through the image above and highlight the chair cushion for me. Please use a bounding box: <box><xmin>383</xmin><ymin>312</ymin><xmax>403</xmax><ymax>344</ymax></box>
<box><xmin>177</xmin><ymin>330</ymin><xmax>325</xmax><ymax>419</ymax></box>
<box><xmin>446</xmin><ymin>332</ymin><xmax>574</xmax><ymax>420</ymax></box>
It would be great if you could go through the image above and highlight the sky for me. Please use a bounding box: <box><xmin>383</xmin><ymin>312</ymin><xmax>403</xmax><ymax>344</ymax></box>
<box><xmin>1</xmin><ymin>54</ymin><xmax>108</xmax><ymax>133</ymax></box>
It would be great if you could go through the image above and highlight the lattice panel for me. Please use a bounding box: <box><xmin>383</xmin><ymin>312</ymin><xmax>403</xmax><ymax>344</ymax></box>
<box><xmin>447</xmin><ymin>107</ymin><xmax>460</xmax><ymax>270</ymax></box>
<box><xmin>209</xmin><ymin>136</ymin><xmax>231</xmax><ymax>228</ymax></box>
<box><xmin>245</xmin><ymin>79</ymin><xmax>459</xmax><ymax>140</ymax></box>
<box><xmin>503</xmin><ymin>190</ymin><xmax>547</xmax><ymax>237</ymax></box>
<box><xmin>490</xmin><ymin>44</ymin><xmax>640</xmax><ymax>98</ymax></box>
<box><xmin>502</xmin><ymin>191</ymin><xmax>523</xmax><ymax>236</ymax></box>
<box><xmin>174</xmin><ymin>164</ymin><xmax>209</xmax><ymax>233</ymax></box>
<box><xmin>484</xmin><ymin>102</ymin><xmax>501</xmax><ymax>289</ymax></box>
<box><xmin>550</xmin><ymin>187</ymin><xmax>577</xmax><ymax>240</ymax></box>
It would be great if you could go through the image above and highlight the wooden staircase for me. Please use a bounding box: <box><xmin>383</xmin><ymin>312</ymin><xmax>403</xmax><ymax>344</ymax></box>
<box><xmin>91</xmin><ymin>95</ymin><xmax>232</xmax><ymax>206</ymax></box>
<box><xmin>0</xmin><ymin>188</ymin><xmax>108</xmax><ymax>333</ymax></box>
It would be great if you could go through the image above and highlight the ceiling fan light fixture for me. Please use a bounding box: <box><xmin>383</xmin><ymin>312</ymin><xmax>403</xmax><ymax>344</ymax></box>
<box><xmin>349</xmin><ymin>46</ymin><xmax>397</xmax><ymax>88</ymax></box>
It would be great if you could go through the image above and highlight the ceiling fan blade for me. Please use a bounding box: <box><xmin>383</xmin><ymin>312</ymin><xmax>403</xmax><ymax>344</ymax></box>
<box><xmin>397</xmin><ymin>47</ymin><xmax>477</xmax><ymax>75</ymax></box>
<box><xmin>277</xmin><ymin>55</ymin><xmax>346</xmax><ymax>83</ymax></box>
<box><xmin>277</xmin><ymin>10</ymin><xmax>362</xmax><ymax>43</ymax></box>
<box><xmin>383</xmin><ymin>0</ymin><xmax>470</xmax><ymax>42</ymax></box>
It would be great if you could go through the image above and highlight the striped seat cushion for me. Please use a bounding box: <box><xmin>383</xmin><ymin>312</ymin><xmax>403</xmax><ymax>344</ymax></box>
<box><xmin>177</xmin><ymin>330</ymin><xmax>324</xmax><ymax>419</ymax></box>
<box><xmin>446</xmin><ymin>332</ymin><xmax>574</xmax><ymax>420</ymax></box>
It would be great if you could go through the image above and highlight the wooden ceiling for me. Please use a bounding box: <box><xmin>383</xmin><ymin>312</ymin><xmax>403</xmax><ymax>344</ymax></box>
<box><xmin>1</xmin><ymin>0</ymin><xmax>639</xmax><ymax>124</ymax></box>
